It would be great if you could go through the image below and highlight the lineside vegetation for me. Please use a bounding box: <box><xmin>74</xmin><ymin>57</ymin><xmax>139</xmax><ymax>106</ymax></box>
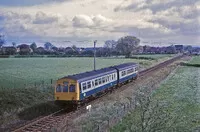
<box><xmin>111</xmin><ymin>56</ymin><xmax>200</xmax><ymax>131</ymax></box>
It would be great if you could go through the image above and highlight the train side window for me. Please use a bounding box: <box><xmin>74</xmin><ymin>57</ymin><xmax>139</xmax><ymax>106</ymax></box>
<box><xmin>69</xmin><ymin>84</ymin><xmax>75</xmax><ymax>92</ymax></box>
<box><xmin>56</xmin><ymin>84</ymin><xmax>62</xmax><ymax>92</ymax></box>
<box><xmin>92</xmin><ymin>81</ymin><xmax>95</xmax><ymax>87</ymax></box>
<box><xmin>127</xmin><ymin>69</ymin><xmax>130</xmax><ymax>74</ymax></box>
<box><xmin>82</xmin><ymin>82</ymin><xmax>86</xmax><ymax>90</ymax></box>
<box><xmin>95</xmin><ymin>79</ymin><xmax>98</xmax><ymax>86</ymax></box>
<box><xmin>87</xmin><ymin>81</ymin><xmax>91</xmax><ymax>89</ymax></box>
<box><xmin>99</xmin><ymin>78</ymin><xmax>102</xmax><ymax>85</ymax></box>
<box><xmin>105</xmin><ymin>76</ymin><xmax>108</xmax><ymax>82</ymax></box>
<box><xmin>127</xmin><ymin>69</ymin><xmax>133</xmax><ymax>74</ymax></box>
<box><xmin>112</xmin><ymin>74</ymin><xmax>114</xmax><ymax>80</ymax></box>
<box><xmin>122</xmin><ymin>71</ymin><xmax>126</xmax><ymax>76</ymax></box>
<box><xmin>102</xmin><ymin>77</ymin><xmax>105</xmax><ymax>83</ymax></box>
<box><xmin>63</xmin><ymin>82</ymin><xmax>68</xmax><ymax>92</ymax></box>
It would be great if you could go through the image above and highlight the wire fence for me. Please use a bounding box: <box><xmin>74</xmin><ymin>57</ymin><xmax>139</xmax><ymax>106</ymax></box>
<box><xmin>0</xmin><ymin>78</ymin><xmax>56</xmax><ymax>93</ymax></box>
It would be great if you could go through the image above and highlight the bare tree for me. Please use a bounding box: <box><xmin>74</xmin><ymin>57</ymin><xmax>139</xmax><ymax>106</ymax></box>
<box><xmin>0</xmin><ymin>35</ymin><xmax>5</xmax><ymax>48</ymax></box>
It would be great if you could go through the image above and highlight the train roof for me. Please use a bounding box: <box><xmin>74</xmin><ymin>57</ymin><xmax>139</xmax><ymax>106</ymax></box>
<box><xmin>61</xmin><ymin>67</ymin><xmax>116</xmax><ymax>82</ymax></box>
<box><xmin>112</xmin><ymin>62</ymin><xmax>138</xmax><ymax>70</ymax></box>
<box><xmin>60</xmin><ymin>62</ymin><xmax>138</xmax><ymax>82</ymax></box>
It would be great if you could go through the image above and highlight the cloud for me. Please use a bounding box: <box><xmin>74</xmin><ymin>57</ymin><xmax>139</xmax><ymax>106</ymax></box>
<box><xmin>72</xmin><ymin>15</ymin><xmax>94</xmax><ymax>27</ymax></box>
<box><xmin>33</xmin><ymin>11</ymin><xmax>60</xmax><ymax>24</ymax></box>
<box><xmin>0</xmin><ymin>0</ymin><xmax>199</xmax><ymax>46</ymax></box>
<box><xmin>72</xmin><ymin>14</ymin><xmax>113</xmax><ymax>28</ymax></box>
<box><xmin>0</xmin><ymin>0</ymin><xmax>72</xmax><ymax>7</ymax></box>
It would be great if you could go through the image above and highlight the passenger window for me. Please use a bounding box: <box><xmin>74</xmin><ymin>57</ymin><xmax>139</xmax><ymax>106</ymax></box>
<box><xmin>102</xmin><ymin>77</ymin><xmax>105</xmax><ymax>83</ymax></box>
<box><xmin>63</xmin><ymin>82</ymin><xmax>68</xmax><ymax>92</ymax></box>
<box><xmin>82</xmin><ymin>82</ymin><xmax>86</xmax><ymax>90</ymax></box>
<box><xmin>99</xmin><ymin>78</ymin><xmax>102</xmax><ymax>85</ymax></box>
<box><xmin>56</xmin><ymin>84</ymin><xmax>62</xmax><ymax>92</ymax></box>
<box><xmin>122</xmin><ymin>71</ymin><xmax>126</xmax><ymax>76</ymax></box>
<box><xmin>69</xmin><ymin>84</ymin><xmax>75</xmax><ymax>92</ymax></box>
<box><xmin>95</xmin><ymin>79</ymin><xmax>98</xmax><ymax>86</ymax></box>
<box><xmin>92</xmin><ymin>81</ymin><xmax>95</xmax><ymax>87</ymax></box>
<box><xmin>87</xmin><ymin>82</ymin><xmax>91</xmax><ymax>89</ymax></box>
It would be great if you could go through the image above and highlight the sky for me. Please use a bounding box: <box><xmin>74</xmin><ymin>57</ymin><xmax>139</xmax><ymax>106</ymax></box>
<box><xmin>0</xmin><ymin>0</ymin><xmax>199</xmax><ymax>47</ymax></box>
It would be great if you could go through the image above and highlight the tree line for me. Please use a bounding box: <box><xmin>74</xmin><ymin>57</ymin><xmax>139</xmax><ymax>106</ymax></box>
<box><xmin>0</xmin><ymin>35</ymin><xmax>140</xmax><ymax>57</ymax></box>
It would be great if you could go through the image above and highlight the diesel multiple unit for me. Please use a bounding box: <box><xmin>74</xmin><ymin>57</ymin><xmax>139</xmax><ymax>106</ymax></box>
<box><xmin>55</xmin><ymin>63</ymin><xmax>138</xmax><ymax>105</ymax></box>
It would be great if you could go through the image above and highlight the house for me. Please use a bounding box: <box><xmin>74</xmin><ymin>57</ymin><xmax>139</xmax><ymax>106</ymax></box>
<box><xmin>17</xmin><ymin>44</ymin><xmax>32</xmax><ymax>55</ymax></box>
<box><xmin>136</xmin><ymin>46</ymin><xmax>144</xmax><ymax>54</ymax></box>
<box><xmin>166</xmin><ymin>46</ymin><xmax>176</xmax><ymax>54</ymax></box>
<box><xmin>175</xmin><ymin>45</ymin><xmax>184</xmax><ymax>53</ymax></box>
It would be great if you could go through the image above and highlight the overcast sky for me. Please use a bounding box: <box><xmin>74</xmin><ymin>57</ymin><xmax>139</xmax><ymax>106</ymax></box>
<box><xmin>0</xmin><ymin>0</ymin><xmax>199</xmax><ymax>47</ymax></box>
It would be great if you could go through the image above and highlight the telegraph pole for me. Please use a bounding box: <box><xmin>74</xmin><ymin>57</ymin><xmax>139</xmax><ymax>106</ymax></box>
<box><xmin>94</xmin><ymin>40</ymin><xmax>97</xmax><ymax>71</ymax></box>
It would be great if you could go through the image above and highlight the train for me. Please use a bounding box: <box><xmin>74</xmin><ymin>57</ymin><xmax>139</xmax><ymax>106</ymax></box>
<box><xmin>54</xmin><ymin>62</ymin><xmax>138</xmax><ymax>107</ymax></box>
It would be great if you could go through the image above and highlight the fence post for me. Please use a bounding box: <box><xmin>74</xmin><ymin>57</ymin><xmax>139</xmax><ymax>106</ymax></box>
<box><xmin>108</xmin><ymin>117</ymin><xmax>110</xmax><ymax>128</ymax></box>
<box><xmin>42</xmin><ymin>80</ymin><xmax>44</xmax><ymax>91</ymax></box>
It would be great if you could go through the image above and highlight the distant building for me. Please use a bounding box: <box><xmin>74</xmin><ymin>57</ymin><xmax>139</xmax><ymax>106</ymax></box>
<box><xmin>17</xmin><ymin>44</ymin><xmax>32</xmax><ymax>55</ymax></box>
<box><xmin>136</xmin><ymin>46</ymin><xmax>144</xmax><ymax>54</ymax></box>
<box><xmin>175</xmin><ymin>45</ymin><xmax>184</xmax><ymax>53</ymax></box>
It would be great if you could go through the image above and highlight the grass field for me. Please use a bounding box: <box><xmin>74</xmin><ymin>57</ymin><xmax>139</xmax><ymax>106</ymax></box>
<box><xmin>112</xmin><ymin>57</ymin><xmax>200</xmax><ymax>131</ymax></box>
<box><xmin>0</xmin><ymin>55</ymin><xmax>175</xmax><ymax>127</ymax></box>
<box><xmin>0</xmin><ymin>56</ymin><xmax>172</xmax><ymax>89</ymax></box>
<box><xmin>188</xmin><ymin>56</ymin><xmax>200</xmax><ymax>64</ymax></box>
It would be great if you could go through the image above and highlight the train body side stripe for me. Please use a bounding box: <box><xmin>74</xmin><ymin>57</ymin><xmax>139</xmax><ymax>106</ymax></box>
<box><xmin>80</xmin><ymin>81</ymin><xmax>117</xmax><ymax>100</ymax></box>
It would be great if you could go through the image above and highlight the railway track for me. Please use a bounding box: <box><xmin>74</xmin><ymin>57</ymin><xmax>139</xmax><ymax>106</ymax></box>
<box><xmin>12</xmin><ymin>54</ymin><xmax>184</xmax><ymax>132</ymax></box>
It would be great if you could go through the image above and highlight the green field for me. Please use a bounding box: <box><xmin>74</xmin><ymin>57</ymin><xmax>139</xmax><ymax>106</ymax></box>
<box><xmin>112</xmin><ymin>57</ymin><xmax>200</xmax><ymax>131</ymax></box>
<box><xmin>0</xmin><ymin>55</ymin><xmax>176</xmax><ymax>126</ymax></box>
<box><xmin>0</xmin><ymin>56</ymin><xmax>168</xmax><ymax>89</ymax></box>
<box><xmin>189</xmin><ymin>56</ymin><xmax>200</xmax><ymax>64</ymax></box>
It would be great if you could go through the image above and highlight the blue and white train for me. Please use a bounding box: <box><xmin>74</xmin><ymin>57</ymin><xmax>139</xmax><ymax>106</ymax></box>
<box><xmin>55</xmin><ymin>63</ymin><xmax>138</xmax><ymax>105</ymax></box>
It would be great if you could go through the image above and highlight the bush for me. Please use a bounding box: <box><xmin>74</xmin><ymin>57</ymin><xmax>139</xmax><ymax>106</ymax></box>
<box><xmin>180</xmin><ymin>62</ymin><xmax>200</xmax><ymax>67</ymax></box>
<box><xmin>0</xmin><ymin>55</ymin><xmax>9</xmax><ymax>58</ymax></box>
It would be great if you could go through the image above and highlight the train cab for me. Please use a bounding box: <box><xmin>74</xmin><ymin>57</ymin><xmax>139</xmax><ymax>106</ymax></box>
<box><xmin>55</xmin><ymin>77</ymin><xmax>80</xmax><ymax>104</ymax></box>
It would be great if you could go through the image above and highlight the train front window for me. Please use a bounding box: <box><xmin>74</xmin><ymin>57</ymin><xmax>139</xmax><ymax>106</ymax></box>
<box><xmin>56</xmin><ymin>84</ymin><xmax>62</xmax><ymax>92</ymax></box>
<box><xmin>63</xmin><ymin>82</ymin><xmax>68</xmax><ymax>92</ymax></box>
<box><xmin>69</xmin><ymin>84</ymin><xmax>75</xmax><ymax>92</ymax></box>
